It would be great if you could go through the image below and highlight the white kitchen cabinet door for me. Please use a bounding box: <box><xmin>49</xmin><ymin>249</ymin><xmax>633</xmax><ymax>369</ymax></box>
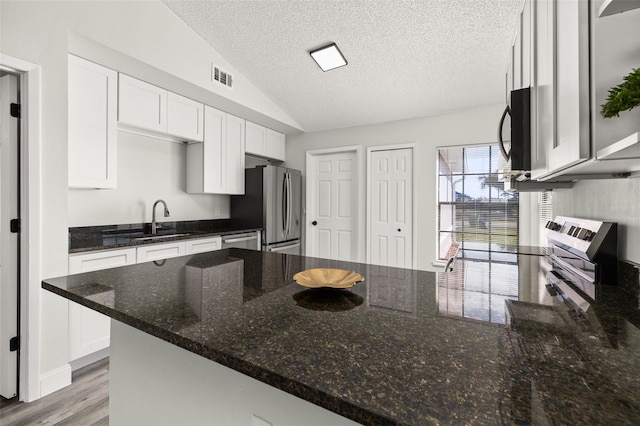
<box><xmin>547</xmin><ymin>0</ymin><xmax>590</xmax><ymax>175</ymax></box>
<box><xmin>118</xmin><ymin>74</ymin><xmax>167</xmax><ymax>133</ymax></box>
<box><xmin>68</xmin><ymin>55</ymin><xmax>118</xmax><ymax>189</ymax></box>
<box><xmin>136</xmin><ymin>241</ymin><xmax>185</xmax><ymax>263</ymax></box>
<box><xmin>187</xmin><ymin>106</ymin><xmax>244</xmax><ymax>194</ymax></box>
<box><xmin>520</xmin><ymin>0</ymin><xmax>532</xmax><ymax>89</ymax></box>
<box><xmin>513</xmin><ymin>31</ymin><xmax>522</xmax><ymax>90</ymax></box>
<box><xmin>69</xmin><ymin>248</ymin><xmax>137</xmax><ymax>273</ymax></box>
<box><xmin>245</xmin><ymin>120</ymin><xmax>266</xmax><ymax>156</ymax></box>
<box><xmin>185</xmin><ymin>236</ymin><xmax>222</xmax><ymax>254</ymax></box>
<box><xmin>266</xmin><ymin>128</ymin><xmax>286</xmax><ymax>162</ymax></box>
<box><xmin>225</xmin><ymin>113</ymin><xmax>246</xmax><ymax>194</ymax></box>
<box><xmin>246</xmin><ymin>120</ymin><xmax>285</xmax><ymax>162</ymax></box>
<box><xmin>192</xmin><ymin>106</ymin><xmax>225</xmax><ymax>194</ymax></box>
<box><xmin>68</xmin><ymin>247</ymin><xmax>136</xmax><ymax>362</ymax></box>
<box><xmin>167</xmin><ymin>92</ymin><xmax>204</xmax><ymax>142</ymax></box>
<box><xmin>530</xmin><ymin>0</ymin><xmax>554</xmax><ymax>180</ymax></box>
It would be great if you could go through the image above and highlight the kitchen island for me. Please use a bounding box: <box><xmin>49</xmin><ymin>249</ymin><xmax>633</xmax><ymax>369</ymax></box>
<box><xmin>42</xmin><ymin>249</ymin><xmax>640</xmax><ymax>425</ymax></box>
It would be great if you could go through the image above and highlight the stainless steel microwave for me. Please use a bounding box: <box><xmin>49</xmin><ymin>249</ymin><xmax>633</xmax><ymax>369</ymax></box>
<box><xmin>498</xmin><ymin>87</ymin><xmax>531</xmax><ymax>178</ymax></box>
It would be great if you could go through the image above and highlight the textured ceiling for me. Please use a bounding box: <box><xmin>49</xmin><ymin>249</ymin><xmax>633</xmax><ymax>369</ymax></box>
<box><xmin>163</xmin><ymin>0</ymin><xmax>522</xmax><ymax>132</ymax></box>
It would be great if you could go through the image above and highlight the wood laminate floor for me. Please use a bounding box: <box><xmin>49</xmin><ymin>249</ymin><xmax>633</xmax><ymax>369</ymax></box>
<box><xmin>0</xmin><ymin>358</ymin><xmax>109</xmax><ymax>425</ymax></box>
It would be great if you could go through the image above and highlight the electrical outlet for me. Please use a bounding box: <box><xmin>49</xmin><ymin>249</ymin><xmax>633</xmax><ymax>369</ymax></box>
<box><xmin>251</xmin><ymin>415</ymin><xmax>272</xmax><ymax>426</ymax></box>
<box><xmin>214</xmin><ymin>207</ymin><xmax>221</xmax><ymax>217</ymax></box>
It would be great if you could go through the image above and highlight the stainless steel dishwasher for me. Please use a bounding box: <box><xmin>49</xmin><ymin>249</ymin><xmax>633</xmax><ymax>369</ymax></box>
<box><xmin>221</xmin><ymin>231</ymin><xmax>261</xmax><ymax>250</ymax></box>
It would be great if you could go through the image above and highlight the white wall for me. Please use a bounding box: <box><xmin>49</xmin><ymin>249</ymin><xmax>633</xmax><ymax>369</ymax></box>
<box><xmin>285</xmin><ymin>104</ymin><xmax>505</xmax><ymax>271</ymax></box>
<box><xmin>553</xmin><ymin>178</ymin><xmax>640</xmax><ymax>264</ymax></box>
<box><xmin>68</xmin><ymin>132</ymin><xmax>229</xmax><ymax>226</ymax></box>
<box><xmin>0</xmin><ymin>0</ymin><xmax>299</xmax><ymax>389</ymax></box>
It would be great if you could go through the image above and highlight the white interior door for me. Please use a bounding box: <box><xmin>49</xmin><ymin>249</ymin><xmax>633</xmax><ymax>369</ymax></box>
<box><xmin>0</xmin><ymin>73</ymin><xmax>20</xmax><ymax>399</ymax></box>
<box><xmin>307</xmin><ymin>150</ymin><xmax>358</xmax><ymax>261</ymax></box>
<box><xmin>368</xmin><ymin>147</ymin><xmax>414</xmax><ymax>269</ymax></box>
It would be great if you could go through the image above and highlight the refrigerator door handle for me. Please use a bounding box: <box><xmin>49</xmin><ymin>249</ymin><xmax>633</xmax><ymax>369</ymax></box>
<box><xmin>282</xmin><ymin>172</ymin><xmax>288</xmax><ymax>236</ymax></box>
<box><xmin>283</xmin><ymin>173</ymin><xmax>287</xmax><ymax>237</ymax></box>
<box><xmin>268</xmin><ymin>242</ymin><xmax>301</xmax><ymax>253</ymax></box>
<box><xmin>287</xmin><ymin>173</ymin><xmax>292</xmax><ymax>237</ymax></box>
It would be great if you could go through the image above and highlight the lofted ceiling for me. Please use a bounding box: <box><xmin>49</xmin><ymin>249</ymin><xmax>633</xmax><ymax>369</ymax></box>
<box><xmin>163</xmin><ymin>0</ymin><xmax>523</xmax><ymax>132</ymax></box>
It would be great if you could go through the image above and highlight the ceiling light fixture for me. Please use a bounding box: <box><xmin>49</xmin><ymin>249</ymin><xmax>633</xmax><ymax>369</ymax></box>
<box><xmin>309</xmin><ymin>43</ymin><xmax>347</xmax><ymax>72</ymax></box>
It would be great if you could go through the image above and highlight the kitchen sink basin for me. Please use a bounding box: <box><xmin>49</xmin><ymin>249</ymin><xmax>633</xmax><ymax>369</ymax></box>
<box><xmin>133</xmin><ymin>233</ymin><xmax>190</xmax><ymax>241</ymax></box>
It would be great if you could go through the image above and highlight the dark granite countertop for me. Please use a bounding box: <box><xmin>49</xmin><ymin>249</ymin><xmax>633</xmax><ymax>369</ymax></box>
<box><xmin>42</xmin><ymin>249</ymin><xmax>640</xmax><ymax>425</ymax></box>
<box><xmin>69</xmin><ymin>219</ymin><xmax>261</xmax><ymax>253</ymax></box>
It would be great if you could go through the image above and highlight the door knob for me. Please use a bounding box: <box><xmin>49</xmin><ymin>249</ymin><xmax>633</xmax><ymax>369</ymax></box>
<box><xmin>312</xmin><ymin>221</ymin><xmax>318</xmax><ymax>226</ymax></box>
<box><xmin>397</xmin><ymin>228</ymin><xmax>401</xmax><ymax>232</ymax></box>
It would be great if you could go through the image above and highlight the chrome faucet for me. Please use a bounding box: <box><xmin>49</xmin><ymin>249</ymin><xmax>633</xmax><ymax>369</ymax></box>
<box><xmin>151</xmin><ymin>199</ymin><xmax>170</xmax><ymax>235</ymax></box>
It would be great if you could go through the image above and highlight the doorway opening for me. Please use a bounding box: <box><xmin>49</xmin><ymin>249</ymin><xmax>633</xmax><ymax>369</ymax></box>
<box><xmin>0</xmin><ymin>71</ymin><xmax>21</xmax><ymax>402</ymax></box>
<box><xmin>0</xmin><ymin>54</ymin><xmax>42</xmax><ymax>403</ymax></box>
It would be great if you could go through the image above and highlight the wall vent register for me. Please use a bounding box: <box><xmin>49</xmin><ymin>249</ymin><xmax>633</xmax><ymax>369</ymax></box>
<box><xmin>212</xmin><ymin>65</ymin><xmax>233</xmax><ymax>88</ymax></box>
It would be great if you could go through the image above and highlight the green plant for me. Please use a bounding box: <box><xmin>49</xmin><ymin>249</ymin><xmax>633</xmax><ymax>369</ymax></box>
<box><xmin>601</xmin><ymin>67</ymin><xmax>640</xmax><ymax>118</ymax></box>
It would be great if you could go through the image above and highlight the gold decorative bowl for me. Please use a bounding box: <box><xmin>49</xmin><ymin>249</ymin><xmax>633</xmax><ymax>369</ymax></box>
<box><xmin>293</xmin><ymin>268</ymin><xmax>365</xmax><ymax>289</ymax></box>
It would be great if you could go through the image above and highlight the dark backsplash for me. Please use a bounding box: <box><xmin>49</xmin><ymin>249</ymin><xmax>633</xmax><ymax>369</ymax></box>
<box><xmin>67</xmin><ymin>219</ymin><xmax>260</xmax><ymax>253</ymax></box>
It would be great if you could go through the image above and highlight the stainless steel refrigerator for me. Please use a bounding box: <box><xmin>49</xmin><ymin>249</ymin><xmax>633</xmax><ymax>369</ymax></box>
<box><xmin>230</xmin><ymin>165</ymin><xmax>301</xmax><ymax>255</ymax></box>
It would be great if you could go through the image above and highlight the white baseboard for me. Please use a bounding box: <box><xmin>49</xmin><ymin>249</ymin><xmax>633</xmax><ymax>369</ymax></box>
<box><xmin>39</xmin><ymin>363</ymin><xmax>72</xmax><ymax>397</ymax></box>
<box><xmin>70</xmin><ymin>347</ymin><xmax>109</xmax><ymax>372</ymax></box>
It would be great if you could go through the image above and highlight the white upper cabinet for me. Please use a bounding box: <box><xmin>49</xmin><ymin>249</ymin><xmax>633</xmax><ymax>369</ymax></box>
<box><xmin>225</xmin><ymin>113</ymin><xmax>246</xmax><ymax>194</ymax></box>
<box><xmin>529</xmin><ymin>0</ymin><xmax>590</xmax><ymax>180</ymax></box>
<box><xmin>245</xmin><ymin>120</ymin><xmax>285</xmax><ymax>161</ymax></box>
<box><xmin>266</xmin><ymin>128</ymin><xmax>286</xmax><ymax>162</ymax></box>
<box><xmin>546</xmin><ymin>0</ymin><xmax>591</xmax><ymax>175</ymax></box>
<box><xmin>186</xmin><ymin>106</ymin><xmax>245</xmax><ymax>194</ymax></box>
<box><xmin>590</xmin><ymin>2</ymin><xmax>640</xmax><ymax>164</ymax></box>
<box><xmin>245</xmin><ymin>120</ymin><xmax>266</xmax><ymax>155</ymax></box>
<box><xmin>528</xmin><ymin>0</ymin><xmax>640</xmax><ymax>180</ymax></box>
<box><xmin>520</xmin><ymin>0</ymin><xmax>532</xmax><ymax>89</ymax></box>
<box><xmin>118</xmin><ymin>74</ymin><xmax>204</xmax><ymax>142</ymax></box>
<box><xmin>530</xmin><ymin>0</ymin><xmax>554</xmax><ymax>179</ymax></box>
<box><xmin>118</xmin><ymin>74</ymin><xmax>167</xmax><ymax>133</ymax></box>
<box><xmin>68</xmin><ymin>55</ymin><xmax>118</xmax><ymax>189</ymax></box>
<box><xmin>167</xmin><ymin>92</ymin><xmax>204</xmax><ymax>142</ymax></box>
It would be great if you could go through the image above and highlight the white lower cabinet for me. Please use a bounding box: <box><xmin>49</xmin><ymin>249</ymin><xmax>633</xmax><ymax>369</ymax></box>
<box><xmin>68</xmin><ymin>247</ymin><xmax>137</xmax><ymax>363</ymax></box>
<box><xmin>68</xmin><ymin>236</ymin><xmax>224</xmax><ymax>364</ymax></box>
<box><xmin>185</xmin><ymin>236</ymin><xmax>222</xmax><ymax>254</ymax></box>
<box><xmin>136</xmin><ymin>241</ymin><xmax>185</xmax><ymax>263</ymax></box>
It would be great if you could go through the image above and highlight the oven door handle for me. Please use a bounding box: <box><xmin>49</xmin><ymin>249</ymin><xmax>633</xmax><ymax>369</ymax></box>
<box><xmin>222</xmin><ymin>235</ymin><xmax>257</xmax><ymax>244</ymax></box>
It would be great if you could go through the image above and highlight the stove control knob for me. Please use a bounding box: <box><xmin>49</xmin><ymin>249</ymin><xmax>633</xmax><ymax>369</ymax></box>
<box><xmin>567</xmin><ymin>225</ymin><xmax>576</xmax><ymax>235</ymax></box>
<box><xmin>546</xmin><ymin>221</ymin><xmax>562</xmax><ymax>231</ymax></box>
<box><xmin>577</xmin><ymin>228</ymin><xmax>589</xmax><ymax>240</ymax></box>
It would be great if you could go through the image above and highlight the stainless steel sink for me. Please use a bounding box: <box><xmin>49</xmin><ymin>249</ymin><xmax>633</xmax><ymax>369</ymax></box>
<box><xmin>133</xmin><ymin>233</ymin><xmax>190</xmax><ymax>241</ymax></box>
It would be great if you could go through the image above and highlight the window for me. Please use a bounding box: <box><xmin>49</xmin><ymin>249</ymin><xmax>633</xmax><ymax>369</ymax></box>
<box><xmin>437</xmin><ymin>145</ymin><xmax>519</xmax><ymax>259</ymax></box>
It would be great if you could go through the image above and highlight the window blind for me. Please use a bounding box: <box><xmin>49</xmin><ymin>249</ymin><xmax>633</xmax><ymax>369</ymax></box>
<box><xmin>437</xmin><ymin>145</ymin><xmax>519</xmax><ymax>259</ymax></box>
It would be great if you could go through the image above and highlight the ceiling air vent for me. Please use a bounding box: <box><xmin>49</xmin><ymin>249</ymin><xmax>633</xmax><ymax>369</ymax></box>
<box><xmin>212</xmin><ymin>64</ymin><xmax>233</xmax><ymax>88</ymax></box>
